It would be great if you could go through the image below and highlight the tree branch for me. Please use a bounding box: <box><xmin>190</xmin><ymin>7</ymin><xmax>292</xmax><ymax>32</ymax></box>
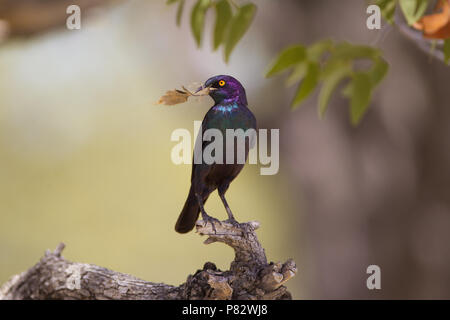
<box><xmin>394</xmin><ymin>4</ymin><xmax>446</xmax><ymax>63</ymax></box>
<box><xmin>0</xmin><ymin>220</ymin><xmax>297</xmax><ymax>300</ymax></box>
<box><xmin>0</xmin><ymin>0</ymin><xmax>118</xmax><ymax>42</ymax></box>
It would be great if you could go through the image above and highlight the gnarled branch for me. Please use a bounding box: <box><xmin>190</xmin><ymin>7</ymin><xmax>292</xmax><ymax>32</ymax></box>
<box><xmin>0</xmin><ymin>220</ymin><xmax>297</xmax><ymax>300</ymax></box>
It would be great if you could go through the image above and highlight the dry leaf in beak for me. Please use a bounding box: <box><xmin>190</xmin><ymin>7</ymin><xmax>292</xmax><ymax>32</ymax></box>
<box><xmin>157</xmin><ymin>89</ymin><xmax>190</xmax><ymax>105</ymax></box>
<box><xmin>156</xmin><ymin>83</ymin><xmax>213</xmax><ymax>106</ymax></box>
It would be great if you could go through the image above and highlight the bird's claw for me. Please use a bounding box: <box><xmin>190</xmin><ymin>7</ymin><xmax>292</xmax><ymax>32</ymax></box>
<box><xmin>225</xmin><ymin>218</ymin><xmax>241</xmax><ymax>228</ymax></box>
<box><xmin>202</xmin><ymin>215</ymin><xmax>222</xmax><ymax>234</ymax></box>
<box><xmin>225</xmin><ymin>218</ymin><xmax>251</xmax><ymax>237</ymax></box>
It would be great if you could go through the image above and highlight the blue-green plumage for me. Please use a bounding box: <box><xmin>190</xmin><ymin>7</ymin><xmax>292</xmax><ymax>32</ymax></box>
<box><xmin>214</xmin><ymin>104</ymin><xmax>238</xmax><ymax>113</ymax></box>
<box><xmin>175</xmin><ymin>75</ymin><xmax>257</xmax><ymax>233</ymax></box>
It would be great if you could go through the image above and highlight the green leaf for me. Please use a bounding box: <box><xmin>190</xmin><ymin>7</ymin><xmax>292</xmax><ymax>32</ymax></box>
<box><xmin>332</xmin><ymin>42</ymin><xmax>381</xmax><ymax>61</ymax></box>
<box><xmin>321</xmin><ymin>57</ymin><xmax>347</xmax><ymax>78</ymax></box>
<box><xmin>265</xmin><ymin>45</ymin><xmax>306</xmax><ymax>77</ymax></box>
<box><xmin>444</xmin><ymin>39</ymin><xmax>450</xmax><ymax>64</ymax></box>
<box><xmin>176</xmin><ymin>0</ymin><xmax>185</xmax><ymax>26</ymax></box>
<box><xmin>224</xmin><ymin>3</ymin><xmax>257</xmax><ymax>62</ymax></box>
<box><xmin>285</xmin><ymin>62</ymin><xmax>308</xmax><ymax>87</ymax></box>
<box><xmin>191</xmin><ymin>0</ymin><xmax>211</xmax><ymax>47</ymax></box>
<box><xmin>341</xmin><ymin>82</ymin><xmax>353</xmax><ymax>98</ymax></box>
<box><xmin>291</xmin><ymin>62</ymin><xmax>320</xmax><ymax>109</ymax></box>
<box><xmin>318</xmin><ymin>62</ymin><xmax>351</xmax><ymax>118</ymax></box>
<box><xmin>307</xmin><ymin>39</ymin><xmax>333</xmax><ymax>61</ymax></box>
<box><xmin>350</xmin><ymin>72</ymin><xmax>373</xmax><ymax>125</ymax></box>
<box><xmin>213</xmin><ymin>0</ymin><xmax>232</xmax><ymax>50</ymax></box>
<box><xmin>369</xmin><ymin>57</ymin><xmax>389</xmax><ymax>86</ymax></box>
<box><xmin>399</xmin><ymin>0</ymin><xmax>429</xmax><ymax>25</ymax></box>
<box><xmin>376</xmin><ymin>0</ymin><xmax>397</xmax><ymax>24</ymax></box>
<box><xmin>166</xmin><ymin>0</ymin><xmax>179</xmax><ymax>5</ymax></box>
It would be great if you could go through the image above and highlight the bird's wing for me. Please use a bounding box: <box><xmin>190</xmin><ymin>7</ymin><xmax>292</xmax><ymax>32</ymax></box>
<box><xmin>248</xmin><ymin>107</ymin><xmax>257</xmax><ymax>150</ymax></box>
<box><xmin>190</xmin><ymin>115</ymin><xmax>214</xmax><ymax>183</ymax></box>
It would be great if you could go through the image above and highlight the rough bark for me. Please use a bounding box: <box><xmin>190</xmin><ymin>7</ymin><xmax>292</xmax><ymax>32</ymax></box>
<box><xmin>0</xmin><ymin>220</ymin><xmax>297</xmax><ymax>300</ymax></box>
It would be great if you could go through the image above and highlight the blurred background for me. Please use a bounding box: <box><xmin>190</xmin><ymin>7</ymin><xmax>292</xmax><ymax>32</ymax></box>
<box><xmin>1</xmin><ymin>0</ymin><xmax>450</xmax><ymax>299</ymax></box>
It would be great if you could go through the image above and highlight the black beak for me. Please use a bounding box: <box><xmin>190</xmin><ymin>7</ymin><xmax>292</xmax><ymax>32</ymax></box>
<box><xmin>195</xmin><ymin>85</ymin><xmax>204</xmax><ymax>94</ymax></box>
<box><xmin>195</xmin><ymin>83</ymin><xmax>216</xmax><ymax>94</ymax></box>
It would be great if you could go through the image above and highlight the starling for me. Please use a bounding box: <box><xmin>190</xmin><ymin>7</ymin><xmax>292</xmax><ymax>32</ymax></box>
<box><xmin>175</xmin><ymin>75</ymin><xmax>257</xmax><ymax>233</ymax></box>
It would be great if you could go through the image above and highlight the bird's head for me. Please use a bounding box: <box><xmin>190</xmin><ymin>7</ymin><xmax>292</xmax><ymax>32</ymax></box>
<box><xmin>198</xmin><ymin>75</ymin><xmax>247</xmax><ymax>106</ymax></box>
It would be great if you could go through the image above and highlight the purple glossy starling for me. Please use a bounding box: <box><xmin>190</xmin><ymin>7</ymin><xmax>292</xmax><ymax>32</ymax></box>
<box><xmin>175</xmin><ymin>75</ymin><xmax>257</xmax><ymax>233</ymax></box>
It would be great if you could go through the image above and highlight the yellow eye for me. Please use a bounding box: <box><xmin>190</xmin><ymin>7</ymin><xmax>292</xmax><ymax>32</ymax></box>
<box><xmin>219</xmin><ymin>80</ymin><xmax>226</xmax><ymax>87</ymax></box>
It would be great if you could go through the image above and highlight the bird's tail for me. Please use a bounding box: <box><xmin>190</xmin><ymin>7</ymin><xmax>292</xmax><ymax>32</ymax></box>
<box><xmin>175</xmin><ymin>187</ymin><xmax>201</xmax><ymax>233</ymax></box>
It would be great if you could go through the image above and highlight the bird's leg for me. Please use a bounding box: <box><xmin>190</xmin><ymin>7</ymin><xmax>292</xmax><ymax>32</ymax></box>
<box><xmin>196</xmin><ymin>193</ymin><xmax>221</xmax><ymax>233</ymax></box>
<box><xmin>218</xmin><ymin>189</ymin><xmax>240</xmax><ymax>227</ymax></box>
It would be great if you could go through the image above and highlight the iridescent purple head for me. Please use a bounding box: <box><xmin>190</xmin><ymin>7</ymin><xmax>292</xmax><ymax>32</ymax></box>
<box><xmin>202</xmin><ymin>75</ymin><xmax>248</xmax><ymax>106</ymax></box>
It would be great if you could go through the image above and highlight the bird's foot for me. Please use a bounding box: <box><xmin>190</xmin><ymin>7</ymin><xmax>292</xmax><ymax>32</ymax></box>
<box><xmin>224</xmin><ymin>218</ymin><xmax>241</xmax><ymax>228</ymax></box>
<box><xmin>225</xmin><ymin>218</ymin><xmax>252</xmax><ymax>237</ymax></box>
<box><xmin>202</xmin><ymin>215</ymin><xmax>222</xmax><ymax>234</ymax></box>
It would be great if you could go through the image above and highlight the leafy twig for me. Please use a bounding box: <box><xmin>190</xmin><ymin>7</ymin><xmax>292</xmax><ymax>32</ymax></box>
<box><xmin>266</xmin><ymin>41</ymin><xmax>389</xmax><ymax>125</ymax></box>
<box><xmin>167</xmin><ymin>0</ymin><xmax>256</xmax><ymax>62</ymax></box>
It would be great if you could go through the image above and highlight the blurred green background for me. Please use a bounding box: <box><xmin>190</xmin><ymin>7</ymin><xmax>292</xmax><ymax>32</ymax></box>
<box><xmin>2</xmin><ymin>0</ymin><xmax>450</xmax><ymax>299</ymax></box>
<box><xmin>0</xmin><ymin>0</ymin><xmax>300</xmax><ymax>298</ymax></box>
